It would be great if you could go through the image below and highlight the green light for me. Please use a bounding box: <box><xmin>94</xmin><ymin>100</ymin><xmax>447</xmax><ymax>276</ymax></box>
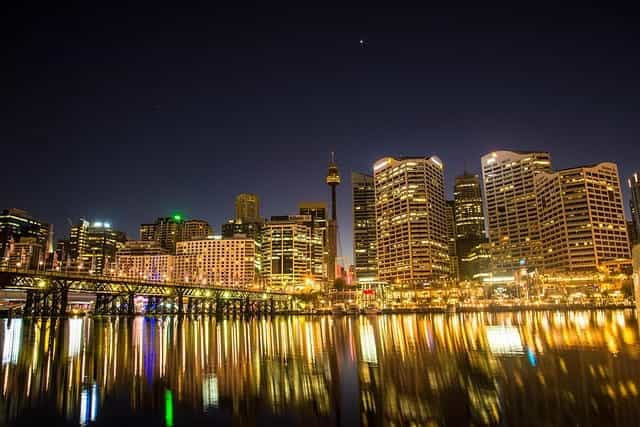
<box><xmin>172</xmin><ymin>214</ymin><xmax>183</xmax><ymax>222</ymax></box>
<box><xmin>165</xmin><ymin>389</ymin><xmax>174</xmax><ymax>427</ymax></box>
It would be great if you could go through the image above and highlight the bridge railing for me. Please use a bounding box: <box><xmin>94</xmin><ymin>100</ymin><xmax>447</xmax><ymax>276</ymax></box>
<box><xmin>0</xmin><ymin>267</ymin><xmax>296</xmax><ymax>296</ymax></box>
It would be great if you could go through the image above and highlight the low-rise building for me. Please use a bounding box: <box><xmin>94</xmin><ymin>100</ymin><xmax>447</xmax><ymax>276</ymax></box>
<box><xmin>174</xmin><ymin>237</ymin><xmax>256</xmax><ymax>287</ymax></box>
<box><xmin>115</xmin><ymin>241</ymin><xmax>174</xmax><ymax>282</ymax></box>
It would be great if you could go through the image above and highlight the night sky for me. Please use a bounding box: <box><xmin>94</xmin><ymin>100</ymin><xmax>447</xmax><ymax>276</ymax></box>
<box><xmin>3</xmin><ymin>5</ymin><xmax>639</xmax><ymax>265</ymax></box>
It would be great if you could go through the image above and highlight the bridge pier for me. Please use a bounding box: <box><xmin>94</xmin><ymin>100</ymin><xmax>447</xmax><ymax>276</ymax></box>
<box><xmin>128</xmin><ymin>294</ymin><xmax>135</xmax><ymax>315</ymax></box>
<box><xmin>24</xmin><ymin>290</ymin><xmax>33</xmax><ymax>316</ymax></box>
<box><xmin>177</xmin><ymin>295</ymin><xmax>184</xmax><ymax>315</ymax></box>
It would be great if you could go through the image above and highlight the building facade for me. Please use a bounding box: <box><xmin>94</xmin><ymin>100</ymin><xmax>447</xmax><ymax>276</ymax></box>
<box><xmin>69</xmin><ymin>220</ymin><xmax>126</xmax><ymax>274</ymax></box>
<box><xmin>481</xmin><ymin>151</ymin><xmax>552</xmax><ymax>272</ymax></box>
<box><xmin>115</xmin><ymin>241</ymin><xmax>174</xmax><ymax>282</ymax></box>
<box><xmin>373</xmin><ymin>156</ymin><xmax>449</xmax><ymax>287</ymax></box>
<box><xmin>235</xmin><ymin>193</ymin><xmax>260</xmax><ymax>223</ymax></box>
<box><xmin>535</xmin><ymin>162</ymin><xmax>630</xmax><ymax>272</ymax></box>
<box><xmin>298</xmin><ymin>202</ymin><xmax>328</xmax><ymax>281</ymax></box>
<box><xmin>445</xmin><ymin>200</ymin><xmax>459</xmax><ymax>281</ymax></box>
<box><xmin>174</xmin><ymin>237</ymin><xmax>256</xmax><ymax>287</ymax></box>
<box><xmin>262</xmin><ymin>216</ymin><xmax>324</xmax><ymax>288</ymax></box>
<box><xmin>453</xmin><ymin>173</ymin><xmax>488</xmax><ymax>280</ymax></box>
<box><xmin>180</xmin><ymin>219</ymin><xmax>213</xmax><ymax>241</ymax></box>
<box><xmin>352</xmin><ymin>172</ymin><xmax>378</xmax><ymax>282</ymax></box>
<box><xmin>629</xmin><ymin>172</ymin><xmax>640</xmax><ymax>245</ymax></box>
<box><xmin>139</xmin><ymin>215</ymin><xmax>183</xmax><ymax>252</ymax></box>
<box><xmin>0</xmin><ymin>208</ymin><xmax>52</xmax><ymax>268</ymax></box>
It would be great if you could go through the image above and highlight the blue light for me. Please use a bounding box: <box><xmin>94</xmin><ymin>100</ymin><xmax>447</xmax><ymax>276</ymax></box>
<box><xmin>527</xmin><ymin>347</ymin><xmax>537</xmax><ymax>367</ymax></box>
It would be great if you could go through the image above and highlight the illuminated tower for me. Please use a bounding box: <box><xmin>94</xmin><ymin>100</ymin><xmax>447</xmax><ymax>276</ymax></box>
<box><xmin>326</xmin><ymin>152</ymin><xmax>341</xmax><ymax>285</ymax></box>
<box><xmin>373</xmin><ymin>156</ymin><xmax>449</xmax><ymax>286</ymax></box>
<box><xmin>481</xmin><ymin>150</ymin><xmax>551</xmax><ymax>272</ymax></box>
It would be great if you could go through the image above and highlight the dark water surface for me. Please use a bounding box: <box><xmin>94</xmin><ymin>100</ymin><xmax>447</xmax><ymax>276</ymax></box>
<box><xmin>1</xmin><ymin>311</ymin><xmax>640</xmax><ymax>426</ymax></box>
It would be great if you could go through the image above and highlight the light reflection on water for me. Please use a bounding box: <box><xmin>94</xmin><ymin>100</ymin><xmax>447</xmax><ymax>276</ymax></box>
<box><xmin>1</xmin><ymin>310</ymin><xmax>640</xmax><ymax>426</ymax></box>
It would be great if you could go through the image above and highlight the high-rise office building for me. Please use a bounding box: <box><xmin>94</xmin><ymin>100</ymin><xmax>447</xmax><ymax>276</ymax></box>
<box><xmin>139</xmin><ymin>215</ymin><xmax>184</xmax><ymax>252</ymax></box>
<box><xmin>69</xmin><ymin>220</ymin><xmax>126</xmax><ymax>274</ymax></box>
<box><xmin>453</xmin><ymin>173</ymin><xmax>488</xmax><ymax>280</ymax></box>
<box><xmin>629</xmin><ymin>172</ymin><xmax>640</xmax><ymax>245</ymax></box>
<box><xmin>235</xmin><ymin>193</ymin><xmax>260</xmax><ymax>223</ymax></box>
<box><xmin>179</xmin><ymin>219</ymin><xmax>213</xmax><ymax>241</ymax></box>
<box><xmin>352</xmin><ymin>172</ymin><xmax>377</xmax><ymax>282</ymax></box>
<box><xmin>298</xmin><ymin>202</ymin><xmax>328</xmax><ymax>280</ymax></box>
<box><xmin>0</xmin><ymin>208</ymin><xmax>52</xmax><ymax>268</ymax></box>
<box><xmin>326</xmin><ymin>154</ymin><xmax>341</xmax><ymax>284</ymax></box>
<box><xmin>221</xmin><ymin>220</ymin><xmax>262</xmax><ymax>239</ymax></box>
<box><xmin>627</xmin><ymin>221</ymin><xmax>638</xmax><ymax>247</ymax></box>
<box><xmin>445</xmin><ymin>200</ymin><xmax>459</xmax><ymax>281</ymax></box>
<box><xmin>262</xmin><ymin>215</ymin><xmax>324</xmax><ymax>288</ymax></box>
<box><xmin>453</xmin><ymin>173</ymin><xmax>485</xmax><ymax>239</ymax></box>
<box><xmin>174</xmin><ymin>237</ymin><xmax>256</xmax><ymax>287</ymax></box>
<box><xmin>373</xmin><ymin>156</ymin><xmax>449</xmax><ymax>286</ymax></box>
<box><xmin>481</xmin><ymin>150</ymin><xmax>552</xmax><ymax>272</ymax></box>
<box><xmin>535</xmin><ymin>162</ymin><xmax>630</xmax><ymax>271</ymax></box>
<box><xmin>115</xmin><ymin>241</ymin><xmax>174</xmax><ymax>282</ymax></box>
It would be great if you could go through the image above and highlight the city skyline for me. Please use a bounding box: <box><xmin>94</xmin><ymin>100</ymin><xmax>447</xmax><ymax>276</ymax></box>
<box><xmin>3</xmin><ymin>5</ymin><xmax>640</xmax><ymax>267</ymax></box>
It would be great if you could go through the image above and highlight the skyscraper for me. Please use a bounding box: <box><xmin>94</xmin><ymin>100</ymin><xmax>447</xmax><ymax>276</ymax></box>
<box><xmin>179</xmin><ymin>219</ymin><xmax>213</xmax><ymax>241</ymax></box>
<box><xmin>326</xmin><ymin>153</ymin><xmax>341</xmax><ymax>285</ymax></box>
<box><xmin>481</xmin><ymin>150</ymin><xmax>552</xmax><ymax>272</ymax></box>
<box><xmin>453</xmin><ymin>173</ymin><xmax>485</xmax><ymax>239</ymax></box>
<box><xmin>299</xmin><ymin>202</ymin><xmax>328</xmax><ymax>280</ymax></box>
<box><xmin>0</xmin><ymin>208</ymin><xmax>52</xmax><ymax>268</ymax></box>
<box><xmin>629</xmin><ymin>172</ymin><xmax>640</xmax><ymax>245</ymax></box>
<box><xmin>453</xmin><ymin>173</ymin><xmax>488</xmax><ymax>280</ymax></box>
<box><xmin>445</xmin><ymin>200</ymin><xmax>459</xmax><ymax>281</ymax></box>
<box><xmin>262</xmin><ymin>215</ymin><xmax>324</xmax><ymax>288</ymax></box>
<box><xmin>69</xmin><ymin>220</ymin><xmax>126</xmax><ymax>274</ymax></box>
<box><xmin>373</xmin><ymin>156</ymin><xmax>449</xmax><ymax>287</ymax></box>
<box><xmin>139</xmin><ymin>215</ymin><xmax>184</xmax><ymax>253</ymax></box>
<box><xmin>235</xmin><ymin>193</ymin><xmax>260</xmax><ymax>223</ymax></box>
<box><xmin>352</xmin><ymin>172</ymin><xmax>377</xmax><ymax>282</ymax></box>
<box><xmin>536</xmin><ymin>162</ymin><xmax>630</xmax><ymax>271</ymax></box>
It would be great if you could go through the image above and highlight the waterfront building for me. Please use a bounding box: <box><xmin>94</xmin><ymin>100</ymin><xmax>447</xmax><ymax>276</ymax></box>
<box><xmin>629</xmin><ymin>172</ymin><xmax>640</xmax><ymax>244</ymax></box>
<box><xmin>627</xmin><ymin>221</ymin><xmax>638</xmax><ymax>249</ymax></box>
<box><xmin>460</xmin><ymin>242</ymin><xmax>492</xmax><ymax>281</ymax></box>
<box><xmin>298</xmin><ymin>202</ymin><xmax>328</xmax><ymax>280</ymax></box>
<box><xmin>446</xmin><ymin>200</ymin><xmax>459</xmax><ymax>281</ymax></box>
<box><xmin>115</xmin><ymin>241</ymin><xmax>174</xmax><ymax>281</ymax></box>
<box><xmin>69</xmin><ymin>220</ymin><xmax>126</xmax><ymax>274</ymax></box>
<box><xmin>535</xmin><ymin>162</ymin><xmax>630</xmax><ymax>272</ymax></box>
<box><xmin>262</xmin><ymin>215</ymin><xmax>324</xmax><ymax>288</ymax></box>
<box><xmin>235</xmin><ymin>193</ymin><xmax>260</xmax><ymax>223</ymax></box>
<box><xmin>453</xmin><ymin>173</ymin><xmax>486</xmax><ymax>238</ymax></box>
<box><xmin>174</xmin><ymin>237</ymin><xmax>256</xmax><ymax>287</ymax></box>
<box><xmin>54</xmin><ymin>239</ymin><xmax>70</xmax><ymax>270</ymax></box>
<box><xmin>0</xmin><ymin>208</ymin><xmax>52</xmax><ymax>267</ymax></box>
<box><xmin>352</xmin><ymin>172</ymin><xmax>377</xmax><ymax>282</ymax></box>
<box><xmin>326</xmin><ymin>154</ymin><xmax>341</xmax><ymax>285</ymax></box>
<box><xmin>480</xmin><ymin>150</ymin><xmax>552</xmax><ymax>272</ymax></box>
<box><xmin>4</xmin><ymin>238</ymin><xmax>44</xmax><ymax>269</ymax></box>
<box><xmin>453</xmin><ymin>173</ymin><xmax>489</xmax><ymax>280</ymax></box>
<box><xmin>373</xmin><ymin>156</ymin><xmax>449</xmax><ymax>287</ymax></box>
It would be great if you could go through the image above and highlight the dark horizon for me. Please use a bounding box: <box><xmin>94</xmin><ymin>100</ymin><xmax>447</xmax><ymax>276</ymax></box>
<box><xmin>3</xmin><ymin>5</ymin><xmax>640</xmax><ymax>264</ymax></box>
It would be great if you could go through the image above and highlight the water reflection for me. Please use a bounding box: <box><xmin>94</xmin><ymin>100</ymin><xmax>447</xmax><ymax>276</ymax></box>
<box><xmin>1</xmin><ymin>311</ymin><xmax>639</xmax><ymax>426</ymax></box>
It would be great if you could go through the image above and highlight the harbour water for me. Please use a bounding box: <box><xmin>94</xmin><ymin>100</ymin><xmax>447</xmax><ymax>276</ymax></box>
<box><xmin>1</xmin><ymin>310</ymin><xmax>640</xmax><ymax>426</ymax></box>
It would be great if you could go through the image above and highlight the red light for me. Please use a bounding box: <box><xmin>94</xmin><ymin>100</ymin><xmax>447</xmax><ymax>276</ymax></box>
<box><xmin>363</xmin><ymin>289</ymin><xmax>375</xmax><ymax>295</ymax></box>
